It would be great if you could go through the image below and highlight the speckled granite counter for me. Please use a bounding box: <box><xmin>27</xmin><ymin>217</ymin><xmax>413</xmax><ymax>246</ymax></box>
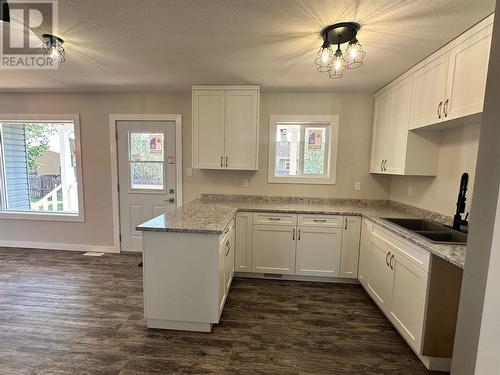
<box><xmin>137</xmin><ymin>194</ymin><xmax>465</xmax><ymax>268</ymax></box>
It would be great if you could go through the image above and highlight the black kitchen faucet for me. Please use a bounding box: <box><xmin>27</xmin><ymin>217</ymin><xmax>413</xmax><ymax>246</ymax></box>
<box><xmin>453</xmin><ymin>173</ymin><xmax>469</xmax><ymax>231</ymax></box>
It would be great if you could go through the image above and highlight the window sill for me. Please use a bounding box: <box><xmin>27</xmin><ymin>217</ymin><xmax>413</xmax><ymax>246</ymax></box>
<box><xmin>0</xmin><ymin>211</ymin><xmax>85</xmax><ymax>222</ymax></box>
<box><xmin>268</xmin><ymin>176</ymin><xmax>336</xmax><ymax>185</ymax></box>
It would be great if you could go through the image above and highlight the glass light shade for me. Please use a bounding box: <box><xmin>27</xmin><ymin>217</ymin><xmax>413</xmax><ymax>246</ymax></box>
<box><xmin>314</xmin><ymin>42</ymin><xmax>333</xmax><ymax>72</ymax></box>
<box><xmin>345</xmin><ymin>39</ymin><xmax>366</xmax><ymax>69</ymax></box>
<box><xmin>42</xmin><ymin>41</ymin><xmax>65</xmax><ymax>63</ymax></box>
<box><xmin>328</xmin><ymin>48</ymin><xmax>347</xmax><ymax>79</ymax></box>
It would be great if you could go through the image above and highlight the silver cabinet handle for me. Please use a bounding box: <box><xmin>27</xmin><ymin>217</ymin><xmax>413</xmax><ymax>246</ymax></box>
<box><xmin>313</xmin><ymin>219</ymin><xmax>326</xmax><ymax>223</ymax></box>
<box><xmin>390</xmin><ymin>254</ymin><xmax>395</xmax><ymax>270</ymax></box>
<box><xmin>383</xmin><ymin>160</ymin><xmax>388</xmax><ymax>171</ymax></box>
<box><xmin>298</xmin><ymin>229</ymin><xmax>301</xmax><ymax>240</ymax></box>
<box><xmin>220</xmin><ymin>156</ymin><xmax>224</xmax><ymax>168</ymax></box>
<box><xmin>380</xmin><ymin>160</ymin><xmax>384</xmax><ymax>171</ymax></box>
<box><xmin>292</xmin><ymin>228</ymin><xmax>295</xmax><ymax>241</ymax></box>
<box><xmin>268</xmin><ymin>217</ymin><xmax>281</xmax><ymax>221</ymax></box>
<box><xmin>437</xmin><ymin>101</ymin><xmax>443</xmax><ymax>119</ymax></box>
<box><xmin>444</xmin><ymin>99</ymin><xmax>449</xmax><ymax>118</ymax></box>
<box><xmin>386</xmin><ymin>252</ymin><xmax>391</xmax><ymax>267</ymax></box>
<box><xmin>345</xmin><ymin>218</ymin><xmax>348</xmax><ymax>230</ymax></box>
<box><xmin>226</xmin><ymin>156</ymin><xmax>228</xmax><ymax>168</ymax></box>
<box><xmin>225</xmin><ymin>241</ymin><xmax>230</xmax><ymax>257</ymax></box>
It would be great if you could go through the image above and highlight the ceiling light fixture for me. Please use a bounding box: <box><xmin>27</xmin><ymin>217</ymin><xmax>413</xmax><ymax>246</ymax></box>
<box><xmin>0</xmin><ymin>0</ymin><xmax>10</xmax><ymax>23</ymax></box>
<box><xmin>315</xmin><ymin>22</ymin><xmax>366</xmax><ymax>79</ymax></box>
<box><xmin>41</xmin><ymin>33</ymin><xmax>66</xmax><ymax>64</ymax></box>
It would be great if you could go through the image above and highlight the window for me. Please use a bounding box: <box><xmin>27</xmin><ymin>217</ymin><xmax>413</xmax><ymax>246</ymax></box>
<box><xmin>129</xmin><ymin>132</ymin><xmax>164</xmax><ymax>190</ymax></box>
<box><xmin>0</xmin><ymin>115</ymin><xmax>84</xmax><ymax>221</ymax></box>
<box><xmin>268</xmin><ymin>115</ymin><xmax>339</xmax><ymax>184</ymax></box>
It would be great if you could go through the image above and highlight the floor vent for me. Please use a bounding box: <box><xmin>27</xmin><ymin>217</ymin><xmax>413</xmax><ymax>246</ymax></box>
<box><xmin>263</xmin><ymin>273</ymin><xmax>283</xmax><ymax>279</ymax></box>
<box><xmin>83</xmin><ymin>252</ymin><xmax>105</xmax><ymax>257</ymax></box>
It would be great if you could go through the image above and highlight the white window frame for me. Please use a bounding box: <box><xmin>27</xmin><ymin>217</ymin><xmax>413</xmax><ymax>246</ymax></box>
<box><xmin>0</xmin><ymin>114</ymin><xmax>84</xmax><ymax>222</ymax></box>
<box><xmin>268</xmin><ymin>115</ymin><xmax>339</xmax><ymax>185</ymax></box>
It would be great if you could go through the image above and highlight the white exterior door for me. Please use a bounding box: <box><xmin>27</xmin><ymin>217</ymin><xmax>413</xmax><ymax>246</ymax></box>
<box><xmin>117</xmin><ymin>121</ymin><xmax>177</xmax><ymax>252</ymax></box>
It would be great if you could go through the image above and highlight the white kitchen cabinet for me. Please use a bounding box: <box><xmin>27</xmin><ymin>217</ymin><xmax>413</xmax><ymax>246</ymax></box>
<box><xmin>192</xmin><ymin>85</ymin><xmax>259</xmax><ymax>170</ymax></box>
<box><xmin>388</xmin><ymin>251</ymin><xmax>428</xmax><ymax>353</ymax></box>
<box><xmin>370</xmin><ymin>75</ymin><xmax>439</xmax><ymax>176</ymax></box>
<box><xmin>444</xmin><ymin>25</ymin><xmax>492</xmax><ymax>122</ymax></box>
<box><xmin>224</xmin><ymin>225</ymin><xmax>235</xmax><ymax>291</ymax></box>
<box><xmin>357</xmin><ymin>219</ymin><xmax>372</xmax><ymax>287</ymax></box>
<box><xmin>409</xmin><ymin>54</ymin><xmax>449</xmax><ymax>130</ymax></box>
<box><xmin>340</xmin><ymin>216</ymin><xmax>361</xmax><ymax>278</ymax></box>
<box><xmin>235</xmin><ymin>212</ymin><xmax>253</xmax><ymax>272</ymax></box>
<box><xmin>366</xmin><ymin>235</ymin><xmax>394</xmax><ymax>311</ymax></box>
<box><xmin>192</xmin><ymin>90</ymin><xmax>226</xmax><ymax>169</ymax></box>
<box><xmin>295</xmin><ymin>226</ymin><xmax>342</xmax><ymax>277</ymax></box>
<box><xmin>224</xmin><ymin>90</ymin><xmax>259</xmax><ymax>169</ymax></box>
<box><xmin>369</xmin><ymin>88</ymin><xmax>392</xmax><ymax>173</ymax></box>
<box><xmin>408</xmin><ymin>18</ymin><xmax>492</xmax><ymax>129</ymax></box>
<box><xmin>252</xmin><ymin>224</ymin><xmax>296</xmax><ymax>274</ymax></box>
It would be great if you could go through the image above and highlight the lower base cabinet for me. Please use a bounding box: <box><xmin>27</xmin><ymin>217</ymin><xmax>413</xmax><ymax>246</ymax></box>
<box><xmin>295</xmin><ymin>226</ymin><xmax>342</xmax><ymax>277</ymax></box>
<box><xmin>359</xmin><ymin>218</ymin><xmax>460</xmax><ymax>371</ymax></box>
<box><xmin>252</xmin><ymin>224</ymin><xmax>296</xmax><ymax>274</ymax></box>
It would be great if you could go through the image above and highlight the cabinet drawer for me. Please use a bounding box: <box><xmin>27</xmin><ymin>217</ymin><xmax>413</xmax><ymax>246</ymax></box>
<box><xmin>298</xmin><ymin>214</ymin><xmax>343</xmax><ymax>228</ymax></box>
<box><xmin>371</xmin><ymin>224</ymin><xmax>430</xmax><ymax>272</ymax></box>
<box><xmin>252</xmin><ymin>213</ymin><xmax>297</xmax><ymax>226</ymax></box>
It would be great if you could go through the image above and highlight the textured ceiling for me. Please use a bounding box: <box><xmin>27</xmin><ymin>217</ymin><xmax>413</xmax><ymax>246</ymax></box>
<box><xmin>0</xmin><ymin>0</ymin><xmax>495</xmax><ymax>92</ymax></box>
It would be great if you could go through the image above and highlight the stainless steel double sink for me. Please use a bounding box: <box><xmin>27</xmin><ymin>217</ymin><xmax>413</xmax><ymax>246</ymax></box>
<box><xmin>382</xmin><ymin>218</ymin><xmax>467</xmax><ymax>245</ymax></box>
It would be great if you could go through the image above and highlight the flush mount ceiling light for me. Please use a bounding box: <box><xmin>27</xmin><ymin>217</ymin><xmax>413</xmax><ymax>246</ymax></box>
<box><xmin>0</xmin><ymin>0</ymin><xmax>10</xmax><ymax>23</ymax></box>
<box><xmin>315</xmin><ymin>22</ymin><xmax>366</xmax><ymax>79</ymax></box>
<box><xmin>41</xmin><ymin>33</ymin><xmax>66</xmax><ymax>63</ymax></box>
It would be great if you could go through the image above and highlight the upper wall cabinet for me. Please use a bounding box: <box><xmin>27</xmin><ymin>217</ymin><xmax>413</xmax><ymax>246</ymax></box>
<box><xmin>370</xmin><ymin>76</ymin><xmax>440</xmax><ymax>176</ymax></box>
<box><xmin>409</xmin><ymin>21</ymin><xmax>492</xmax><ymax>129</ymax></box>
<box><xmin>192</xmin><ymin>85</ymin><xmax>260</xmax><ymax>170</ymax></box>
<box><xmin>370</xmin><ymin>14</ymin><xmax>493</xmax><ymax>175</ymax></box>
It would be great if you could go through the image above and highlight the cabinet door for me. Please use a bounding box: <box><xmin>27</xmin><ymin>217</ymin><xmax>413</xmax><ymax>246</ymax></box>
<box><xmin>192</xmin><ymin>90</ymin><xmax>225</xmax><ymax>169</ymax></box>
<box><xmin>252</xmin><ymin>225</ymin><xmax>296</xmax><ymax>274</ymax></box>
<box><xmin>389</xmin><ymin>252</ymin><xmax>429</xmax><ymax>354</ymax></box>
<box><xmin>224</xmin><ymin>90</ymin><xmax>259</xmax><ymax>170</ymax></box>
<box><xmin>235</xmin><ymin>212</ymin><xmax>253</xmax><ymax>272</ymax></box>
<box><xmin>409</xmin><ymin>54</ymin><xmax>449</xmax><ymax>129</ymax></box>
<box><xmin>386</xmin><ymin>76</ymin><xmax>412</xmax><ymax>174</ymax></box>
<box><xmin>340</xmin><ymin>216</ymin><xmax>361</xmax><ymax>278</ymax></box>
<box><xmin>445</xmin><ymin>25</ymin><xmax>492</xmax><ymax>121</ymax></box>
<box><xmin>295</xmin><ymin>226</ymin><xmax>342</xmax><ymax>277</ymax></box>
<box><xmin>218</xmin><ymin>241</ymin><xmax>227</xmax><ymax>314</ymax></box>
<box><xmin>224</xmin><ymin>233</ymin><xmax>235</xmax><ymax>292</ymax></box>
<box><xmin>366</xmin><ymin>236</ymin><xmax>393</xmax><ymax>312</ymax></box>
<box><xmin>357</xmin><ymin>219</ymin><xmax>372</xmax><ymax>287</ymax></box>
<box><xmin>369</xmin><ymin>89</ymin><xmax>392</xmax><ymax>173</ymax></box>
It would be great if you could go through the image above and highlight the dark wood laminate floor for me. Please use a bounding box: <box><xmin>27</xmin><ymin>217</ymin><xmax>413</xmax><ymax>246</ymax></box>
<box><xmin>0</xmin><ymin>248</ymin><xmax>445</xmax><ymax>375</ymax></box>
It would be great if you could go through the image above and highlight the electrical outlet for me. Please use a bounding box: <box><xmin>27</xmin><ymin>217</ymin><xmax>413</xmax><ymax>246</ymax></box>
<box><xmin>354</xmin><ymin>182</ymin><xmax>362</xmax><ymax>191</ymax></box>
<box><xmin>242</xmin><ymin>179</ymin><xmax>249</xmax><ymax>188</ymax></box>
<box><xmin>408</xmin><ymin>184</ymin><xmax>413</xmax><ymax>196</ymax></box>
<box><xmin>186</xmin><ymin>168</ymin><xmax>193</xmax><ymax>177</ymax></box>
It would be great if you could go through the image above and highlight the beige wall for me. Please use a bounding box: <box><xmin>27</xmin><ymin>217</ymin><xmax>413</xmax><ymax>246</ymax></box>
<box><xmin>389</xmin><ymin>123</ymin><xmax>480</xmax><ymax>216</ymax></box>
<box><xmin>186</xmin><ymin>92</ymin><xmax>390</xmax><ymax>200</ymax></box>
<box><xmin>0</xmin><ymin>91</ymin><xmax>388</xmax><ymax>249</ymax></box>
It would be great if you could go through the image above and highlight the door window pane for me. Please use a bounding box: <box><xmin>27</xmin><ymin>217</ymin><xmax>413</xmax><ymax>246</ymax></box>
<box><xmin>303</xmin><ymin>127</ymin><xmax>327</xmax><ymax>175</ymax></box>
<box><xmin>130</xmin><ymin>162</ymin><xmax>163</xmax><ymax>190</ymax></box>
<box><xmin>129</xmin><ymin>133</ymin><xmax>164</xmax><ymax>161</ymax></box>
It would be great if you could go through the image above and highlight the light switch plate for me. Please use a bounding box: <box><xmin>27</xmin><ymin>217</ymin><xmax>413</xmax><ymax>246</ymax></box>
<box><xmin>354</xmin><ymin>181</ymin><xmax>362</xmax><ymax>191</ymax></box>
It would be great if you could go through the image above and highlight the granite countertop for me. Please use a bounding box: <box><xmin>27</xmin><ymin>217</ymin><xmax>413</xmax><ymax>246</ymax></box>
<box><xmin>137</xmin><ymin>195</ymin><xmax>465</xmax><ymax>269</ymax></box>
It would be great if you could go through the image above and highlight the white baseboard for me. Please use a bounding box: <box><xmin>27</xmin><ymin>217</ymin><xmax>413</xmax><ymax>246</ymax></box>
<box><xmin>0</xmin><ymin>240</ymin><xmax>119</xmax><ymax>253</ymax></box>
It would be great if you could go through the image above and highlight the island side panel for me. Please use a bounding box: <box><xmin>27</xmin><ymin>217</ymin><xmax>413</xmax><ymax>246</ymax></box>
<box><xmin>142</xmin><ymin>231</ymin><xmax>220</xmax><ymax>328</ymax></box>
